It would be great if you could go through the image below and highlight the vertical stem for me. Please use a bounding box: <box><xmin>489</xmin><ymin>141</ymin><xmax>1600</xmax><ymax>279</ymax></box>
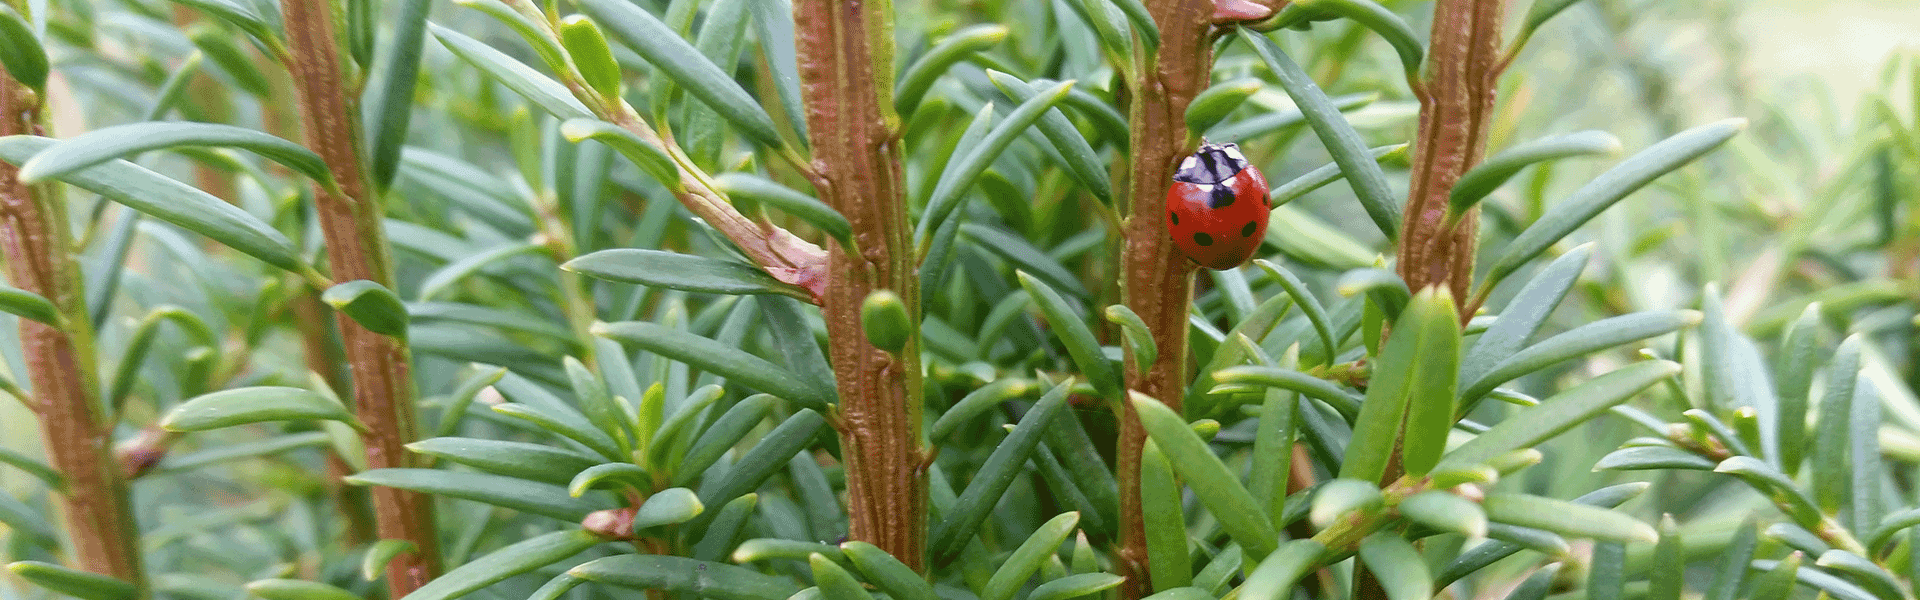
<box><xmin>1397</xmin><ymin>0</ymin><xmax>1505</xmax><ymax>320</ymax></box>
<box><xmin>1117</xmin><ymin>2</ymin><xmax>1213</xmax><ymax>597</ymax></box>
<box><xmin>280</xmin><ymin>0</ymin><xmax>441</xmax><ymax>592</ymax></box>
<box><xmin>0</xmin><ymin>80</ymin><xmax>148</xmax><ymax>593</ymax></box>
<box><xmin>792</xmin><ymin>0</ymin><xmax>927</xmax><ymax>572</ymax></box>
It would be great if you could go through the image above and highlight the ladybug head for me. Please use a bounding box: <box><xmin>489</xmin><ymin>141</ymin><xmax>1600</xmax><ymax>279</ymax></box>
<box><xmin>1173</xmin><ymin>142</ymin><xmax>1250</xmax><ymax>185</ymax></box>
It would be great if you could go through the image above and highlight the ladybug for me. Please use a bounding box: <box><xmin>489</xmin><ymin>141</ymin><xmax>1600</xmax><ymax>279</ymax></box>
<box><xmin>1166</xmin><ymin>141</ymin><xmax>1270</xmax><ymax>270</ymax></box>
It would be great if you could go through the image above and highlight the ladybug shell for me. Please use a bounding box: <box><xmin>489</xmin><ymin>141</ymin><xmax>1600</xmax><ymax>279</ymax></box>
<box><xmin>1166</xmin><ymin>142</ymin><xmax>1270</xmax><ymax>270</ymax></box>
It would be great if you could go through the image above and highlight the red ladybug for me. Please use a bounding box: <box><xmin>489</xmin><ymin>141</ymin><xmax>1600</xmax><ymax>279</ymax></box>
<box><xmin>1166</xmin><ymin>141</ymin><xmax>1270</xmax><ymax>270</ymax></box>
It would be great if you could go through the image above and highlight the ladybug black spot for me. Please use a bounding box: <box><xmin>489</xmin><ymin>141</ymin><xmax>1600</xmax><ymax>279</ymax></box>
<box><xmin>1193</xmin><ymin>232</ymin><xmax>1213</xmax><ymax>246</ymax></box>
<box><xmin>1170</xmin><ymin>211</ymin><xmax>1179</xmax><ymax>225</ymax></box>
<box><xmin>1208</xmin><ymin>186</ymin><xmax>1236</xmax><ymax>209</ymax></box>
<box><xmin>1242</xmin><ymin>221</ymin><xmax>1257</xmax><ymax>237</ymax></box>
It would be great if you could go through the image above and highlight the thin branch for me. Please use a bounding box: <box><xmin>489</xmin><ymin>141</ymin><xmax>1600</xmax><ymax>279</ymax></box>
<box><xmin>1116</xmin><ymin>1</ymin><xmax>1216</xmax><ymax>596</ymax></box>
<box><xmin>280</xmin><ymin>0</ymin><xmax>440</xmax><ymax>593</ymax></box>
<box><xmin>793</xmin><ymin>0</ymin><xmax>927</xmax><ymax>572</ymax></box>
<box><xmin>0</xmin><ymin>77</ymin><xmax>148</xmax><ymax>595</ymax></box>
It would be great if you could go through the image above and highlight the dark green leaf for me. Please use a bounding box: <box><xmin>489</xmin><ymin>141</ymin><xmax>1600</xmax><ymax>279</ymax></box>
<box><xmin>0</xmin><ymin>5</ymin><xmax>48</xmax><ymax>91</ymax></box>
<box><xmin>1461</xmin><ymin>244</ymin><xmax>1593</xmax><ymax>383</ymax></box>
<box><xmin>1140</xmin><ymin>441</ymin><xmax>1190</xmax><ymax>592</ymax></box>
<box><xmin>347</xmin><ymin>468</ymin><xmax>609</xmax><ymax>521</ymax></box>
<box><xmin>568</xmin><ymin>463</ymin><xmax>652</xmax><ymax>496</ymax></box>
<box><xmin>7</xmin><ymin>562</ymin><xmax>136</xmax><ymax>600</ymax></box>
<box><xmin>577</xmin><ymin>0</ymin><xmax>784</xmax><ymax>147</ymax></box>
<box><xmin>1460</xmin><ymin>311</ymin><xmax>1698</xmax><ymax>408</ymax></box>
<box><xmin>560</xmin><ymin>119</ymin><xmax>682</xmax><ymax>190</ymax></box>
<box><xmin>1030</xmin><ymin>574</ymin><xmax>1124</xmax><ymax>600</ymax></box>
<box><xmin>246</xmin><ymin>579</ymin><xmax>359</xmax><ymax>600</ymax></box>
<box><xmin>1236</xmin><ymin>539</ymin><xmax>1326</xmax><ymax>600</ymax></box>
<box><xmin>597</xmin><ymin>321</ymin><xmax>834</xmax><ymax>408</ymax></box>
<box><xmin>322</xmin><ymin>280</ymin><xmax>408</xmax><ymax>337</ymax></box>
<box><xmin>1357</xmin><ymin>533</ymin><xmax>1431</xmax><ymax>600</ymax></box>
<box><xmin>0</xmin><ymin>284</ymin><xmax>58</xmax><ymax>325</ymax></box>
<box><xmin>982</xmin><ymin>512</ymin><xmax>1080</xmax><ymax>600</ymax></box>
<box><xmin>1133</xmin><ymin>391</ymin><xmax>1277</xmax><ymax>559</ymax></box>
<box><xmin>988</xmin><ymin>71</ymin><xmax>1112</xmax><ymax>203</ymax></box>
<box><xmin>401</xmin><ymin>530</ymin><xmax>601</xmax><ymax>600</ymax></box>
<box><xmin>1017</xmin><ymin>272</ymin><xmax>1119</xmax><ymax>398</ymax></box>
<box><xmin>1235</xmin><ymin>28</ymin><xmax>1399</xmax><ymax>237</ymax></box>
<box><xmin>930</xmin><ymin>381</ymin><xmax>1071</xmax><ymax>561</ymax></box>
<box><xmin>407</xmin><ymin>437</ymin><xmax>602</xmax><ymax>485</ymax></box>
<box><xmin>568</xmin><ymin>554</ymin><xmax>800</xmax><ymax>600</ymax></box>
<box><xmin>895</xmin><ymin>24</ymin><xmax>1008</xmax><ymax>117</ymax></box>
<box><xmin>918</xmin><ymin>81</ymin><xmax>1074</xmax><ymax>242</ymax></box>
<box><xmin>1344</xmin><ymin>288</ymin><xmax>1458</xmax><ymax>480</ymax></box>
<box><xmin>0</xmin><ymin>136</ymin><xmax>311</xmax><ymax>276</ymax></box>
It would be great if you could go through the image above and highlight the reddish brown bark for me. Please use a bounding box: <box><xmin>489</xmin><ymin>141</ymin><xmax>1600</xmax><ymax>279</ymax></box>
<box><xmin>1116</xmin><ymin>1</ymin><xmax>1215</xmax><ymax>597</ymax></box>
<box><xmin>280</xmin><ymin>0</ymin><xmax>440</xmax><ymax>592</ymax></box>
<box><xmin>792</xmin><ymin>0</ymin><xmax>927</xmax><ymax>572</ymax></box>
<box><xmin>1398</xmin><ymin>0</ymin><xmax>1506</xmax><ymax>320</ymax></box>
<box><xmin>0</xmin><ymin>80</ymin><xmax>148</xmax><ymax>593</ymax></box>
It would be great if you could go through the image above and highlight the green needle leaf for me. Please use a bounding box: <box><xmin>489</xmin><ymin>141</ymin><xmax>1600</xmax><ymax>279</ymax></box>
<box><xmin>322</xmin><ymin>280</ymin><xmax>408</xmax><ymax>337</ymax></box>
<box><xmin>1485</xmin><ymin>118</ymin><xmax>1744</xmax><ymax>286</ymax></box>
<box><xmin>988</xmin><ymin>70</ymin><xmax>1113</xmax><ymax>203</ymax></box>
<box><xmin>560</xmin><ymin>119</ymin><xmax>683</xmax><ymax>191</ymax></box>
<box><xmin>0</xmin><ymin>5</ymin><xmax>49</xmax><ymax>92</ymax></box>
<box><xmin>568</xmin><ymin>555</ymin><xmax>800</xmax><ymax>600</ymax></box>
<box><xmin>347</xmin><ymin>468</ymin><xmax>608</xmax><ymax>522</ymax></box>
<box><xmin>577</xmin><ymin>0</ymin><xmax>784</xmax><ymax>147</ymax></box>
<box><xmin>982</xmin><ymin>512</ymin><xmax>1081</xmax><ymax>600</ymax></box>
<box><xmin>1018</xmin><ymin>271</ymin><xmax>1121</xmax><ymax>399</ymax></box>
<box><xmin>0</xmin><ymin>135</ymin><xmax>312</xmax><ymax>276</ymax></box>
<box><xmin>430</xmin><ymin>24</ymin><xmax>594</xmax><ymax>121</ymax></box>
<box><xmin>1448</xmin><ymin>131</ymin><xmax>1621</xmax><ymax>218</ymax></box>
<box><xmin>1482</xmin><ymin>493</ymin><xmax>1658</xmax><ymax>543</ymax></box>
<box><xmin>406</xmin><ymin>437</ymin><xmax>602</xmax><ymax>486</ymax></box>
<box><xmin>895</xmin><ymin>24</ymin><xmax>1008</xmax><ymax>117</ymax></box>
<box><xmin>1344</xmin><ymin>287</ymin><xmax>1459</xmax><ymax>480</ymax></box>
<box><xmin>929</xmin><ymin>381</ymin><xmax>1071</xmax><ymax>561</ymax></box>
<box><xmin>598</xmin><ymin>322</ymin><xmax>834</xmax><ymax>408</ymax></box>
<box><xmin>399</xmin><ymin>530</ymin><xmax>600</xmax><ymax>600</ymax></box>
<box><xmin>7</xmin><ymin>562</ymin><xmax>136</xmax><ymax>600</ymax></box>
<box><xmin>713</xmin><ymin>173</ymin><xmax>853</xmax><ymax>246</ymax></box>
<box><xmin>246</xmin><ymin>580</ymin><xmax>360</xmax><ymax>600</ymax></box>
<box><xmin>918</xmin><ymin>81</ymin><xmax>1075</xmax><ymax>242</ymax></box>
<box><xmin>1133</xmin><ymin>391</ymin><xmax>1278</xmax><ymax>560</ymax></box>
<box><xmin>566</xmin><ymin>249</ymin><xmax>811</xmax><ymax>300</ymax></box>
<box><xmin>1236</xmin><ymin>27</ymin><xmax>1400</xmax><ymax>238</ymax></box>
<box><xmin>1358</xmin><ymin>533</ymin><xmax>1432</xmax><ymax>600</ymax></box>
<box><xmin>0</xmin><ymin>284</ymin><xmax>58</xmax><ymax>326</ymax></box>
<box><xmin>161</xmin><ymin>387</ymin><xmax>359</xmax><ymax>432</ymax></box>
<box><xmin>1439</xmin><ymin>360</ymin><xmax>1679</xmax><ymax>472</ymax></box>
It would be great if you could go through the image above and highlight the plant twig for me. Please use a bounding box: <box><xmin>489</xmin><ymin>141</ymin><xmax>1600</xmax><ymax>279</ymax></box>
<box><xmin>279</xmin><ymin>0</ymin><xmax>440</xmax><ymax>592</ymax></box>
<box><xmin>793</xmin><ymin>0</ymin><xmax>928</xmax><ymax>572</ymax></box>
<box><xmin>1116</xmin><ymin>1</ymin><xmax>1216</xmax><ymax>596</ymax></box>
<box><xmin>1397</xmin><ymin>0</ymin><xmax>1506</xmax><ymax>322</ymax></box>
<box><xmin>0</xmin><ymin>77</ymin><xmax>149</xmax><ymax>595</ymax></box>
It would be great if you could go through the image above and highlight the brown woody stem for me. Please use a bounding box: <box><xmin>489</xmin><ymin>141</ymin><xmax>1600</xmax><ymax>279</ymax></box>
<box><xmin>1396</xmin><ymin>0</ymin><xmax>1506</xmax><ymax>321</ymax></box>
<box><xmin>792</xmin><ymin>0</ymin><xmax>927</xmax><ymax>572</ymax></box>
<box><xmin>0</xmin><ymin>77</ymin><xmax>149</xmax><ymax>597</ymax></box>
<box><xmin>280</xmin><ymin>0</ymin><xmax>440</xmax><ymax>593</ymax></box>
<box><xmin>1117</xmin><ymin>1</ymin><xmax>1215</xmax><ymax>597</ymax></box>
